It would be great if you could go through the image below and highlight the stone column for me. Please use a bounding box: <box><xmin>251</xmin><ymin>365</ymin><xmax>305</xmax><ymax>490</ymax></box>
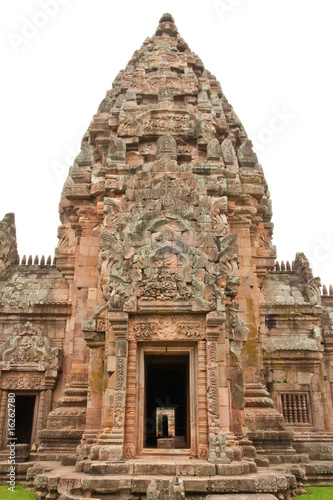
<box><xmin>96</xmin><ymin>312</ymin><xmax>129</xmax><ymax>461</ymax></box>
<box><xmin>80</xmin><ymin>319</ymin><xmax>105</xmax><ymax>456</ymax></box>
<box><xmin>35</xmin><ymin>391</ymin><xmax>45</xmax><ymax>444</ymax></box>
<box><xmin>0</xmin><ymin>390</ymin><xmax>7</xmax><ymax>448</ymax></box>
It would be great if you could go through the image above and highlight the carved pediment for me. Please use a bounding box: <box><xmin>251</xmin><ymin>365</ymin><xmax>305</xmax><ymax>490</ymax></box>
<box><xmin>99</xmin><ymin>157</ymin><xmax>240</xmax><ymax>313</ymax></box>
<box><xmin>0</xmin><ymin>322</ymin><xmax>62</xmax><ymax>372</ymax></box>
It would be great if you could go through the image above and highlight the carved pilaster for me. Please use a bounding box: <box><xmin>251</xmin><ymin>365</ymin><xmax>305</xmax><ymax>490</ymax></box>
<box><xmin>0</xmin><ymin>390</ymin><xmax>7</xmax><ymax>448</ymax></box>
<box><xmin>207</xmin><ymin>340</ymin><xmax>220</xmax><ymax>433</ymax></box>
<box><xmin>95</xmin><ymin>312</ymin><xmax>129</xmax><ymax>461</ymax></box>
<box><xmin>123</xmin><ymin>339</ymin><xmax>137</xmax><ymax>458</ymax></box>
<box><xmin>198</xmin><ymin>340</ymin><xmax>209</xmax><ymax>459</ymax></box>
<box><xmin>206</xmin><ymin>312</ymin><xmax>225</xmax><ymax>434</ymax></box>
<box><xmin>82</xmin><ymin>320</ymin><xmax>106</xmax><ymax>447</ymax></box>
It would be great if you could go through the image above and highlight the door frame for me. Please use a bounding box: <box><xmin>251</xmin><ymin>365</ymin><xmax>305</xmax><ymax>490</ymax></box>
<box><xmin>3</xmin><ymin>391</ymin><xmax>39</xmax><ymax>448</ymax></box>
<box><xmin>136</xmin><ymin>343</ymin><xmax>198</xmax><ymax>455</ymax></box>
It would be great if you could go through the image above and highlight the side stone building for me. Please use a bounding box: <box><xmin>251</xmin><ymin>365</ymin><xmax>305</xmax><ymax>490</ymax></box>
<box><xmin>0</xmin><ymin>13</ymin><xmax>333</xmax><ymax>499</ymax></box>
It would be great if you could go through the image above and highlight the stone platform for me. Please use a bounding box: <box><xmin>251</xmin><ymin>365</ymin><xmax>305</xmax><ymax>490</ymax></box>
<box><xmin>207</xmin><ymin>496</ymin><xmax>280</xmax><ymax>500</ymax></box>
<box><xmin>28</xmin><ymin>460</ymin><xmax>297</xmax><ymax>500</ymax></box>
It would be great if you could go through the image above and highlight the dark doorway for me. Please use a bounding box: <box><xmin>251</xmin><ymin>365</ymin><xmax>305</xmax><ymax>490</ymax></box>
<box><xmin>15</xmin><ymin>395</ymin><xmax>36</xmax><ymax>444</ymax></box>
<box><xmin>144</xmin><ymin>354</ymin><xmax>189</xmax><ymax>448</ymax></box>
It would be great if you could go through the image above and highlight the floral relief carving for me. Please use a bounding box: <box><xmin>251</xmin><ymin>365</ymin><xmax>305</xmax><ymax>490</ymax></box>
<box><xmin>4</xmin><ymin>375</ymin><xmax>42</xmax><ymax>390</ymax></box>
<box><xmin>129</xmin><ymin>315</ymin><xmax>205</xmax><ymax>341</ymax></box>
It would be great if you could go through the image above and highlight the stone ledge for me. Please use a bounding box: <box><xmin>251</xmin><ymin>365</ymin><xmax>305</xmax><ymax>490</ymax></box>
<box><xmin>207</xmin><ymin>496</ymin><xmax>279</xmax><ymax>500</ymax></box>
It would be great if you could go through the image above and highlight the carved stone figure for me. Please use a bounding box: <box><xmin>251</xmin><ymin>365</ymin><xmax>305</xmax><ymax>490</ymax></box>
<box><xmin>237</xmin><ymin>139</ymin><xmax>258</xmax><ymax>167</ymax></box>
<box><xmin>156</xmin><ymin>134</ymin><xmax>177</xmax><ymax>160</ymax></box>
<box><xmin>158</xmin><ymin>86</ymin><xmax>174</xmax><ymax>102</ymax></box>
<box><xmin>207</xmin><ymin>138</ymin><xmax>222</xmax><ymax>161</ymax></box>
<box><xmin>107</xmin><ymin>137</ymin><xmax>126</xmax><ymax>163</ymax></box>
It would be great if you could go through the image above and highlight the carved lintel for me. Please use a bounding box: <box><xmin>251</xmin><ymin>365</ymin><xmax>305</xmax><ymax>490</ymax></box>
<box><xmin>1</xmin><ymin>374</ymin><xmax>43</xmax><ymax>390</ymax></box>
<box><xmin>129</xmin><ymin>315</ymin><xmax>206</xmax><ymax>341</ymax></box>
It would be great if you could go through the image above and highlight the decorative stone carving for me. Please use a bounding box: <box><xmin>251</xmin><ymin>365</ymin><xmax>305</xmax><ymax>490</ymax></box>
<box><xmin>0</xmin><ymin>213</ymin><xmax>19</xmax><ymax>275</ymax></box>
<box><xmin>158</xmin><ymin>86</ymin><xmax>174</xmax><ymax>102</ymax></box>
<box><xmin>211</xmin><ymin>197</ymin><xmax>228</xmax><ymax>234</ymax></box>
<box><xmin>198</xmin><ymin>90</ymin><xmax>211</xmax><ymax>104</ymax></box>
<box><xmin>221</xmin><ymin>138</ymin><xmax>238</xmax><ymax>167</ymax></box>
<box><xmin>218</xmin><ymin>234</ymin><xmax>239</xmax><ymax>277</ymax></box>
<box><xmin>98</xmin><ymin>151</ymin><xmax>242</xmax><ymax>313</ymax></box>
<box><xmin>237</xmin><ymin>139</ymin><xmax>258</xmax><ymax>167</ymax></box>
<box><xmin>305</xmin><ymin>277</ymin><xmax>322</xmax><ymax>305</ymax></box>
<box><xmin>0</xmin><ymin>322</ymin><xmax>62</xmax><ymax>372</ymax></box>
<box><xmin>55</xmin><ymin>223</ymin><xmax>78</xmax><ymax>257</ymax></box>
<box><xmin>293</xmin><ymin>252</ymin><xmax>313</xmax><ymax>283</ymax></box>
<box><xmin>129</xmin><ymin>315</ymin><xmax>205</xmax><ymax>341</ymax></box>
<box><xmin>208</xmin><ymin>432</ymin><xmax>217</xmax><ymax>462</ymax></box>
<box><xmin>2</xmin><ymin>375</ymin><xmax>43</xmax><ymax>390</ymax></box>
<box><xmin>123</xmin><ymin>109</ymin><xmax>199</xmax><ymax>138</ymax></box>
<box><xmin>156</xmin><ymin>134</ymin><xmax>177</xmax><ymax>160</ymax></box>
<box><xmin>125</xmin><ymin>87</ymin><xmax>137</xmax><ymax>102</ymax></box>
<box><xmin>207</xmin><ymin>138</ymin><xmax>222</xmax><ymax>161</ymax></box>
<box><xmin>206</xmin><ymin>341</ymin><xmax>220</xmax><ymax>430</ymax></box>
<box><xmin>107</xmin><ymin>137</ymin><xmax>126</xmax><ymax>163</ymax></box>
<box><xmin>75</xmin><ymin>143</ymin><xmax>94</xmax><ymax>168</ymax></box>
<box><xmin>209</xmin><ymin>431</ymin><xmax>230</xmax><ymax>464</ymax></box>
<box><xmin>227</xmin><ymin>303</ymin><xmax>249</xmax><ymax>341</ymax></box>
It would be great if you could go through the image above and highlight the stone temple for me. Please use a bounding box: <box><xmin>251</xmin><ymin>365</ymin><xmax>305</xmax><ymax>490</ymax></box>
<box><xmin>0</xmin><ymin>13</ymin><xmax>333</xmax><ymax>500</ymax></box>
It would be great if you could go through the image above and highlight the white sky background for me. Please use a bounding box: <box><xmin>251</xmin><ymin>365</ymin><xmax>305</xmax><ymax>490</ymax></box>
<box><xmin>0</xmin><ymin>0</ymin><xmax>332</xmax><ymax>287</ymax></box>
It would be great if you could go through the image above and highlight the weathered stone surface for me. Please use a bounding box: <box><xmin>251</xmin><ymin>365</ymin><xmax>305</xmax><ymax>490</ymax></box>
<box><xmin>207</xmin><ymin>496</ymin><xmax>278</xmax><ymax>500</ymax></box>
<box><xmin>0</xmin><ymin>213</ymin><xmax>19</xmax><ymax>276</ymax></box>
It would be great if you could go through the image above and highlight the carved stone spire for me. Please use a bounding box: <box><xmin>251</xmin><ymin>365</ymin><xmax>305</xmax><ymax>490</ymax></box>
<box><xmin>0</xmin><ymin>213</ymin><xmax>19</xmax><ymax>276</ymax></box>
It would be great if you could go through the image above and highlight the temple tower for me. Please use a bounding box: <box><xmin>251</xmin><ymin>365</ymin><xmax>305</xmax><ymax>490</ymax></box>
<box><xmin>2</xmin><ymin>12</ymin><xmax>333</xmax><ymax>500</ymax></box>
<box><xmin>41</xmin><ymin>12</ymin><xmax>291</xmax><ymax>464</ymax></box>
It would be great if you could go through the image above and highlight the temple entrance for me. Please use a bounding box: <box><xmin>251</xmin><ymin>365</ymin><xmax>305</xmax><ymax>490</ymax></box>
<box><xmin>15</xmin><ymin>395</ymin><xmax>36</xmax><ymax>444</ymax></box>
<box><xmin>144</xmin><ymin>354</ymin><xmax>189</xmax><ymax>448</ymax></box>
<box><xmin>134</xmin><ymin>343</ymin><xmax>199</xmax><ymax>456</ymax></box>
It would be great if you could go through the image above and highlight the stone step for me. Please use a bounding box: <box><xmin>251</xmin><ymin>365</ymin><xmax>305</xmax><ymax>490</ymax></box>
<box><xmin>0</xmin><ymin>461</ymin><xmax>35</xmax><ymax>484</ymax></box>
<box><xmin>33</xmin><ymin>452</ymin><xmax>74</xmax><ymax>461</ymax></box>
<box><xmin>86</xmin><ymin>460</ymin><xmax>257</xmax><ymax>477</ymax></box>
<box><xmin>207</xmin><ymin>496</ymin><xmax>280</xmax><ymax>500</ymax></box>
<box><xmin>26</xmin><ymin>460</ymin><xmax>61</xmax><ymax>488</ymax></box>
<box><xmin>33</xmin><ymin>468</ymin><xmax>297</xmax><ymax>500</ymax></box>
<box><xmin>267</xmin><ymin>452</ymin><xmax>309</xmax><ymax>465</ymax></box>
<box><xmin>304</xmin><ymin>461</ymin><xmax>333</xmax><ymax>486</ymax></box>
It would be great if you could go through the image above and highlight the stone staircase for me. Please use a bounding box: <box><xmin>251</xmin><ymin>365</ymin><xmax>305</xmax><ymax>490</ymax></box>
<box><xmin>29</xmin><ymin>459</ymin><xmax>298</xmax><ymax>500</ymax></box>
